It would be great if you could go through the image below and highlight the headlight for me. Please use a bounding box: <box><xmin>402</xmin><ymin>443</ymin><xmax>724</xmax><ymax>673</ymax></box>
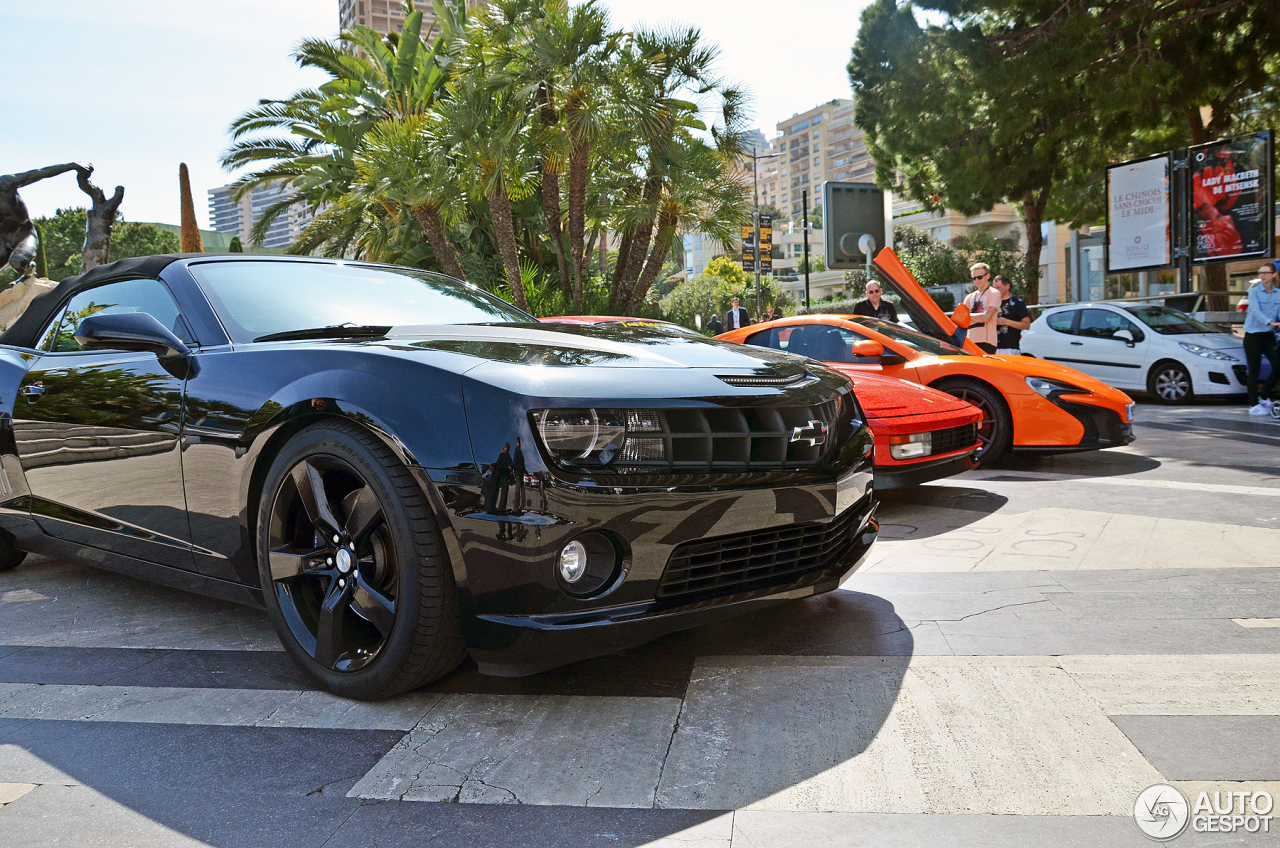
<box><xmin>889</xmin><ymin>432</ymin><xmax>931</xmax><ymax>459</ymax></box>
<box><xmin>1025</xmin><ymin>376</ymin><xmax>1090</xmax><ymax>399</ymax></box>
<box><xmin>534</xmin><ymin>409</ymin><xmax>626</xmax><ymax>466</ymax></box>
<box><xmin>1178</xmin><ymin>342</ymin><xmax>1238</xmax><ymax>361</ymax></box>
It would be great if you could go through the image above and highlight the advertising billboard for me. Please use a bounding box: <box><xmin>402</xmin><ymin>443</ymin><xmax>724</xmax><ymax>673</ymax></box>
<box><xmin>758</xmin><ymin>214</ymin><xmax>772</xmax><ymax>273</ymax></box>
<box><xmin>740</xmin><ymin>222</ymin><xmax>754</xmax><ymax>271</ymax></box>
<box><xmin>1105</xmin><ymin>154</ymin><xmax>1172</xmax><ymax>272</ymax></box>
<box><xmin>1189</xmin><ymin>131</ymin><xmax>1274</xmax><ymax>263</ymax></box>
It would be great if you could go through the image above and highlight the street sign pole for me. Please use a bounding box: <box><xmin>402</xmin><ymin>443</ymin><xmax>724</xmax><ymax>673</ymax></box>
<box><xmin>802</xmin><ymin>189</ymin><xmax>810</xmax><ymax>309</ymax></box>
<box><xmin>753</xmin><ymin>149</ymin><xmax>762</xmax><ymax>321</ymax></box>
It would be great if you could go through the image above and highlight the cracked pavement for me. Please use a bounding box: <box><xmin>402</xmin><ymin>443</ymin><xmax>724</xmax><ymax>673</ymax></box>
<box><xmin>1</xmin><ymin>401</ymin><xmax>1279</xmax><ymax>846</ymax></box>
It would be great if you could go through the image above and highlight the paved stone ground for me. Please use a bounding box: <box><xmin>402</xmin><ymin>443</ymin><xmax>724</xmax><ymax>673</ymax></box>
<box><xmin>0</xmin><ymin>400</ymin><xmax>1277</xmax><ymax>847</ymax></box>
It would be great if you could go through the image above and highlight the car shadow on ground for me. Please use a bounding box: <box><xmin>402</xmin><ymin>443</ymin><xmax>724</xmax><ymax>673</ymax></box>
<box><xmin>1</xmin><ymin>561</ymin><xmax>912</xmax><ymax>845</ymax></box>
<box><xmin>874</xmin><ymin>485</ymin><xmax>1009</xmax><ymax>542</ymax></box>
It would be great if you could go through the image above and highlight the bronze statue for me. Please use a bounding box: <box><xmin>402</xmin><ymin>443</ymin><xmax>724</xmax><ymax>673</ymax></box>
<box><xmin>0</xmin><ymin>163</ymin><xmax>88</xmax><ymax>278</ymax></box>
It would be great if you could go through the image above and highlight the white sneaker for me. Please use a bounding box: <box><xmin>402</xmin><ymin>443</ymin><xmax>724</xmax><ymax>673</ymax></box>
<box><xmin>1249</xmin><ymin>400</ymin><xmax>1272</xmax><ymax>415</ymax></box>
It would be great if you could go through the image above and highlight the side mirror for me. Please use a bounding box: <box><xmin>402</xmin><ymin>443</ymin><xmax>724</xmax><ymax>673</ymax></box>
<box><xmin>1113</xmin><ymin>329</ymin><xmax>1135</xmax><ymax>346</ymax></box>
<box><xmin>951</xmin><ymin>303</ymin><xmax>972</xmax><ymax>330</ymax></box>
<box><xmin>75</xmin><ymin>312</ymin><xmax>192</xmax><ymax>359</ymax></box>
<box><xmin>850</xmin><ymin>339</ymin><xmax>885</xmax><ymax>358</ymax></box>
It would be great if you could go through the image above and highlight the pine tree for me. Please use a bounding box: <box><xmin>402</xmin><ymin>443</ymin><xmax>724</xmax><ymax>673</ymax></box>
<box><xmin>228</xmin><ymin>236</ymin><xmax>244</xmax><ymax>253</ymax></box>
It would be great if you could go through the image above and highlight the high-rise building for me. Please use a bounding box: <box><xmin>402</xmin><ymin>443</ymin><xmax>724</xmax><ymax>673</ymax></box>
<box><xmin>208</xmin><ymin>183</ymin><xmax>313</xmax><ymax>250</ymax></box>
<box><xmin>767</xmin><ymin>98</ymin><xmax>877</xmax><ymax>223</ymax></box>
<box><xmin>339</xmin><ymin>0</ymin><xmax>488</xmax><ymax>38</ymax></box>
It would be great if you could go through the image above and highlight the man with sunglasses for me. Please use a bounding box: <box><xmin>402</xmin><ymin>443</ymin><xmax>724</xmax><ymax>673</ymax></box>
<box><xmin>853</xmin><ymin>281</ymin><xmax>898</xmax><ymax>322</ymax></box>
<box><xmin>962</xmin><ymin>263</ymin><xmax>1002</xmax><ymax>353</ymax></box>
<box><xmin>1244</xmin><ymin>262</ymin><xmax>1280</xmax><ymax>415</ymax></box>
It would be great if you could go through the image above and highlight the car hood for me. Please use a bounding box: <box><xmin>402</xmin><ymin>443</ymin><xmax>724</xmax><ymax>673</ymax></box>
<box><xmin>953</xmin><ymin>351</ymin><xmax>1134</xmax><ymax>402</ymax></box>
<box><xmin>1162</xmin><ymin>332</ymin><xmax>1243</xmax><ymax>351</ymax></box>
<box><xmin>844</xmin><ymin>371</ymin><xmax>977</xmax><ymax>419</ymax></box>
<box><xmin>382</xmin><ymin>322</ymin><xmax>805</xmax><ymax>371</ymax></box>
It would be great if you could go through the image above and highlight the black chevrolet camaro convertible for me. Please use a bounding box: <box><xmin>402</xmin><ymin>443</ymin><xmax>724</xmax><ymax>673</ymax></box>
<box><xmin>0</xmin><ymin>255</ymin><xmax>879</xmax><ymax>698</ymax></box>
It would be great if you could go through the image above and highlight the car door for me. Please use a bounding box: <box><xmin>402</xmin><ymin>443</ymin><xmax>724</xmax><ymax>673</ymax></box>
<box><xmin>12</xmin><ymin>278</ymin><xmax>195</xmax><ymax>569</ymax></box>
<box><xmin>1067</xmin><ymin>308</ymin><xmax>1147</xmax><ymax>388</ymax></box>
<box><xmin>1026</xmin><ymin>308</ymin><xmax>1081</xmax><ymax>363</ymax></box>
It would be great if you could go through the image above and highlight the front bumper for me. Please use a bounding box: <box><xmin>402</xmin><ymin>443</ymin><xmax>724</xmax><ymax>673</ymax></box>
<box><xmin>1013</xmin><ymin>397</ymin><xmax>1134</xmax><ymax>454</ymax></box>
<box><xmin>463</xmin><ymin>493</ymin><xmax>879</xmax><ymax>676</ymax></box>
<box><xmin>875</xmin><ymin>451</ymin><xmax>977</xmax><ymax>490</ymax></box>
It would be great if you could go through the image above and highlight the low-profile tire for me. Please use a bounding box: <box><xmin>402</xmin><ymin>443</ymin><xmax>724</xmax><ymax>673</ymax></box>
<box><xmin>932</xmin><ymin>378</ymin><xmax>1013</xmax><ymax>465</ymax></box>
<box><xmin>0</xmin><ymin>544</ymin><xmax>26</xmax><ymax>573</ymax></box>
<box><xmin>256</xmin><ymin>420</ymin><xmax>466</xmax><ymax>699</ymax></box>
<box><xmin>1147</xmin><ymin>360</ymin><xmax>1193</xmax><ymax>404</ymax></box>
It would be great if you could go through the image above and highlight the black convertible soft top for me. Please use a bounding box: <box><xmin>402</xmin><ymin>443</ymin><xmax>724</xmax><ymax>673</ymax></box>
<box><xmin>0</xmin><ymin>254</ymin><xmax>196</xmax><ymax>349</ymax></box>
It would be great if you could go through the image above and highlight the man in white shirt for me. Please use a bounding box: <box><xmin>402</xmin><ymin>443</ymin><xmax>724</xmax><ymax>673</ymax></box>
<box><xmin>962</xmin><ymin>263</ymin><xmax>1002</xmax><ymax>353</ymax></box>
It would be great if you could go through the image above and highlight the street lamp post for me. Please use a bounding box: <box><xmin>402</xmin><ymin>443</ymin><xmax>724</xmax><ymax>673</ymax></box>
<box><xmin>752</xmin><ymin>147</ymin><xmax>782</xmax><ymax>321</ymax></box>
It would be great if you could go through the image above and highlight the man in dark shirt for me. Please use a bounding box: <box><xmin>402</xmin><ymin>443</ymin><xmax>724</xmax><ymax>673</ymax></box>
<box><xmin>852</xmin><ymin>281</ymin><xmax>898</xmax><ymax>322</ymax></box>
<box><xmin>706</xmin><ymin>312</ymin><xmax>723</xmax><ymax>335</ymax></box>
<box><xmin>993</xmin><ymin>275</ymin><xmax>1031</xmax><ymax>354</ymax></box>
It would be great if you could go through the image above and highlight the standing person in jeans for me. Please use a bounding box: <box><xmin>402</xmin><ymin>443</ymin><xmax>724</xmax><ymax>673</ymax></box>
<box><xmin>992</xmin><ymin>275</ymin><xmax>1031</xmax><ymax>355</ymax></box>
<box><xmin>1244</xmin><ymin>262</ymin><xmax>1280</xmax><ymax>415</ymax></box>
<box><xmin>963</xmin><ymin>263</ymin><xmax>1002</xmax><ymax>353</ymax></box>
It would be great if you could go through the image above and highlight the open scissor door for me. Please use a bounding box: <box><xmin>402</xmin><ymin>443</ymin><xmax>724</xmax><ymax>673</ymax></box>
<box><xmin>870</xmin><ymin>247</ymin><xmax>983</xmax><ymax>354</ymax></box>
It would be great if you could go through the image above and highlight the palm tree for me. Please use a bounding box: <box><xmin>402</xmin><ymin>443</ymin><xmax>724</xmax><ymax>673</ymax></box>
<box><xmin>606</xmin><ymin>26</ymin><xmax>750</xmax><ymax>312</ymax></box>
<box><xmin>431</xmin><ymin>55</ymin><xmax>538</xmax><ymax>309</ymax></box>
<box><xmin>220</xmin><ymin>1</ymin><xmax>466</xmax><ymax>257</ymax></box>
<box><xmin>355</xmin><ymin>114</ymin><xmax>466</xmax><ymax>278</ymax></box>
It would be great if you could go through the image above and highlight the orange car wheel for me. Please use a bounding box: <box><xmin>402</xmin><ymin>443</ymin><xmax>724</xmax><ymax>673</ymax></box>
<box><xmin>932</xmin><ymin>378</ymin><xmax>1012</xmax><ymax>464</ymax></box>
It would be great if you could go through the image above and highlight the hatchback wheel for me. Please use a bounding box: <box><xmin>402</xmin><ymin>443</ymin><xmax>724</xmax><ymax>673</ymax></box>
<box><xmin>257</xmin><ymin>420</ymin><xmax>465</xmax><ymax>699</ymax></box>
<box><xmin>1147</xmin><ymin>361</ymin><xmax>1193</xmax><ymax>404</ymax></box>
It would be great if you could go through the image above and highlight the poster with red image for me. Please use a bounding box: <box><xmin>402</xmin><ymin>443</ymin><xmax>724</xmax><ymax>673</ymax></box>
<box><xmin>1189</xmin><ymin>131</ymin><xmax>1274</xmax><ymax>263</ymax></box>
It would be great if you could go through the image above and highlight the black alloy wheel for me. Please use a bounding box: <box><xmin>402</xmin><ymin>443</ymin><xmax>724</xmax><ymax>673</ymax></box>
<box><xmin>257</xmin><ymin>420</ymin><xmax>465</xmax><ymax>699</ymax></box>
<box><xmin>1147</xmin><ymin>361</ymin><xmax>1193</xmax><ymax>404</ymax></box>
<box><xmin>934</xmin><ymin>379</ymin><xmax>1013</xmax><ymax>464</ymax></box>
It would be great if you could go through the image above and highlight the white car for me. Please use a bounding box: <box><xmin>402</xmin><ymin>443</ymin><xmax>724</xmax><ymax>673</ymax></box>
<box><xmin>1021</xmin><ymin>303</ymin><xmax>1245</xmax><ymax>403</ymax></box>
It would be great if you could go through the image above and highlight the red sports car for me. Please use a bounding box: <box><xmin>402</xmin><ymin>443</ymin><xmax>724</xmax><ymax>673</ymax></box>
<box><xmin>544</xmin><ymin>315</ymin><xmax>983</xmax><ymax>489</ymax></box>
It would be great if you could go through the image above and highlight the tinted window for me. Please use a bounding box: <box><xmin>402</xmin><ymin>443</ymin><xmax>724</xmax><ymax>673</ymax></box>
<box><xmin>1077</xmin><ymin>308</ymin><xmax>1138</xmax><ymax>340</ymax></box>
<box><xmin>1124</xmin><ymin>305</ymin><xmax>1217</xmax><ymax>335</ymax></box>
<box><xmin>190</xmin><ymin>261</ymin><xmax>530</xmax><ymax>344</ymax></box>
<box><xmin>847</xmin><ymin>317</ymin><xmax>969</xmax><ymax>357</ymax></box>
<box><xmin>46</xmin><ymin>279</ymin><xmax>190</xmax><ymax>354</ymax></box>
<box><xmin>1046</xmin><ymin>310</ymin><xmax>1076</xmax><ymax>333</ymax></box>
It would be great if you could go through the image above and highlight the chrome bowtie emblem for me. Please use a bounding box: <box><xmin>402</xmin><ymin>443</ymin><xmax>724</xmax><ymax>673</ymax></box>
<box><xmin>790</xmin><ymin>419</ymin><xmax>829</xmax><ymax>446</ymax></box>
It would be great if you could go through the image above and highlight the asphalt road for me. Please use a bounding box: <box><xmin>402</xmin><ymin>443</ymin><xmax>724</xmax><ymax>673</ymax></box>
<box><xmin>0</xmin><ymin>400</ymin><xmax>1278</xmax><ymax>847</ymax></box>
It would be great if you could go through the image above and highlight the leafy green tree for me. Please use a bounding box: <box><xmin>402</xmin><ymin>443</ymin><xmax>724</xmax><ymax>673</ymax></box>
<box><xmin>703</xmin><ymin>255</ymin><xmax>749</xmax><ymax>288</ymax></box>
<box><xmin>892</xmin><ymin>225</ymin><xmax>968</xmax><ymax>289</ymax></box>
<box><xmin>795</xmin><ymin>254</ymin><xmax>825</xmax><ymax>274</ymax></box>
<box><xmin>34</xmin><ymin>224</ymin><xmax>48</xmax><ymax>278</ymax></box>
<box><xmin>28</xmin><ymin>209</ymin><xmax>180</xmax><ymax>281</ymax></box>
<box><xmin>849</xmin><ymin>0</ymin><xmax>1106</xmax><ymax>304</ymax></box>
<box><xmin>228</xmin><ymin>236</ymin><xmax>244</xmax><ymax>253</ymax></box>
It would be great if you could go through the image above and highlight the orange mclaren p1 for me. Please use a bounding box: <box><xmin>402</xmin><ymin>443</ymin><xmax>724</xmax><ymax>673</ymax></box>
<box><xmin>717</xmin><ymin>249</ymin><xmax>1136</xmax><ymax>464</ymax></box>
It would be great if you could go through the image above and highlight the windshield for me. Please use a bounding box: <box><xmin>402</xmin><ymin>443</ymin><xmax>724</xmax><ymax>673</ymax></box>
<box><xmin>847</xmin><ymin>316</ymin><xmax>971</xmax><ymax>356</ymax></box>
<box><xmin>1123</xmin><ymin>305</ymin><xmax>1217</xmax><ymax>335</ymax></box>
<box><xmin>190</xmin><ymin>261</ymin><xmax>530</xmax><ymax>344</ymax></box>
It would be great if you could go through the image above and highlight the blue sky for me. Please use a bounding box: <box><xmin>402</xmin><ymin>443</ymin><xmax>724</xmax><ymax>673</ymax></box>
<box><xmin>3</xmin><ymin>0</ymin><xmax>870</xmax><ymax>228</ymax></box>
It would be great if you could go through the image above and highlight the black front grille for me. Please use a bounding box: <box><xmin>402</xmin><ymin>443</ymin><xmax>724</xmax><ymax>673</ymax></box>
<box><xmin>1234</xmin><ymin>364</ymin><xmax>1248</xmax><ymax>385</ymax></box>
<box><xmin>656</xmin><ymin>506</ymin><xmax>861</xmax><ymax>602</ymax></box>
<box><xmin>930</xmin><ymin>423</ymin><xmax>979</xmax><ymax>456</ymax></box>
<box><xmin>613</xmin><ymin>397</ymin><xmax>843</xmax><ymax>474</ymax></box>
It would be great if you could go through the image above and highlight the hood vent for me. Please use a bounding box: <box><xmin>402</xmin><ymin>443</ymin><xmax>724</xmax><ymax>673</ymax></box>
<box><xmin>717</xmin><ymin>372</ymin><xmax>812</xmax><ymax>388</ymax></box>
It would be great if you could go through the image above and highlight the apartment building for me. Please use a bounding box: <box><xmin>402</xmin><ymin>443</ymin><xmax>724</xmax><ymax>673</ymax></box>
<box><xmin>339</xmin><ymin>0</ymin><xmax>487</xmax><ymax>37</ymax></box>
<box><xmin>760</xmin><ymin>99</ymin><xmax>877</xmax><ymax>222</ymax></box>
<box><xmin>208</xmin><ymin>183</ymin><xmax>313</xmax><ymax>251</ymax></box>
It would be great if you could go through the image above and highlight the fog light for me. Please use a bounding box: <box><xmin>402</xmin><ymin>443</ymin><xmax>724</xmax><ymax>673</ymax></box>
<box><xmin>555</xmin><ymin>533</ymin><xmax>623</xmax><ymax>597</ymax></box>
<box><xmin>559</xmin><ymin>540</ymin><xmax>588</xmax><ymax>584</ymax></box>
<box><xmin>889</xmin><ymin>432</ymin><xmax>931</xmax><ymax>460</ymax></box>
